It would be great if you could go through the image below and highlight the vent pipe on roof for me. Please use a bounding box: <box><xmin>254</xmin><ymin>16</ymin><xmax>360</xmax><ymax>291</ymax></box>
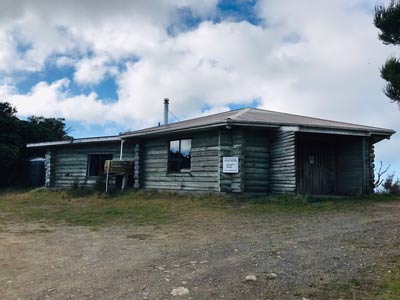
<box><xmin>164</xmin><ymin>98</ymin><xmax>169</xmax><ymax>125</ymax></box>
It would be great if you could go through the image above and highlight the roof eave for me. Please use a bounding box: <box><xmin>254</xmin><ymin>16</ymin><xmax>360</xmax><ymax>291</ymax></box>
<box><xmin>297</xmin><ymin>125</ymin><xmax>395</xmax><ymax>138</ymax></box>
<box><xmin>27</xmin><ymin>136</ymin><xmax>121</xmax><ymax>148</ymax></box>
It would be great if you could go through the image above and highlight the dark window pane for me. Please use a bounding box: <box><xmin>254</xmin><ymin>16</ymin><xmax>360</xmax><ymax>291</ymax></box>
<box><xmin>88</xmin><ymin>154</ymin><xmax>113</xmax><ymax>176</ymax></box>
<box><xmin>168</xmin><ymin>139</ymin><xmax>191</xmax><ymax>172</ymax></box>
<box><xmin>181</xmin><ymin>156</ymin><xmax>191</xmax><ymax>170</ymax></box>
<box><xmin>168</xmin><ymin>160</ymin><xmax>180</xmax><ymax>172</ymax></box>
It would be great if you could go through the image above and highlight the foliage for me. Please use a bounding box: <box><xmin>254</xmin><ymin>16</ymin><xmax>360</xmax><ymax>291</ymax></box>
<box><xmin>0</xmin><ymin>102</ymin><xmax>69</xmax><ymax>186</ymax></box>
<box><xmin>21</xmin><ymin>116</ymin><xmax>69</xmax><ymax>143</ymax></box>
<box><xmin>374</xmin><ymin>1</ymin><xmax>400</xmax><ymax>105</ymax></box>
<box><xmin>381</xmin><ymin>57</ymin><xmax>400</xmax><ymax>103</ymax></box>
<box><xmin>375</xmin><ymin>1</ymin><xmax>400</xmax><ymax>45</ymax></box>
<box><xmin>382</xmin><ymin>174</ymin><xmax>400</xmax><ymax>195</ymax></box>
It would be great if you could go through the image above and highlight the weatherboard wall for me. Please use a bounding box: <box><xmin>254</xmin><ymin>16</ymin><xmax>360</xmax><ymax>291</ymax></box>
<box><xmin>43</xmin><ymin>127</ymin><xmax>376</xmax><ymax>195</ymax></box>
<box><xmin>140</xmin><ymin>128</ymin><xmax>273</xmax><ymax>193</ymax></box>
<box><xmin>243</xmin><ymin>129</ymin><xmax>271</xmax><ymax>193</ymax></box>
<box><xmin>141</xmin><ymin>131</ymin><xmax>220</xmax><ymax>191</ymax></box>
<box><xmin>269</xmin><ymin>130</ymin><xmax>297</xmax><ymax>194</ymax></box>
<box><xmin>335</xmin><ymin>136</ymin><xmax>371</xmax><ymax>195</ymax></box>
<box><xmin>45</xmin><ymin>143</ymin><xmax>135</xmax><ymax>188</ymax></box>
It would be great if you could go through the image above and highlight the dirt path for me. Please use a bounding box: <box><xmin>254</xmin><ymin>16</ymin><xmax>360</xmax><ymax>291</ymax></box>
<box><xmin>1</xmin><ymin>201</ymin><xmax>399</xmax><ymax>300</ymax></box>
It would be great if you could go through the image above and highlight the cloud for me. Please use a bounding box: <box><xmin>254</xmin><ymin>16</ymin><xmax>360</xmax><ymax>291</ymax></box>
<box><xmin>0</xmin><ymin>0</ymin><xmax>399</xmax><ymax>170</ymax></box>
<box><xmin>0</xmin><ymin>79</ymin><xmax>109</xmax><ymax>123</ymax></box>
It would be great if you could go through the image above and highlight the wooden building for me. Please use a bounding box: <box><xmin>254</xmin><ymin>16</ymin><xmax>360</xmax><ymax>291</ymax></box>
<box><xmin>28</xmin><ymin>108</ymin><xmax>395</xmax><ymax>195</ymax></box>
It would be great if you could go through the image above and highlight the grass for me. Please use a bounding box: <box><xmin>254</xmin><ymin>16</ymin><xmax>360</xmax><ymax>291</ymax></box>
<box><xmin>228</xmin><ymin>192</ymin><xmax>400</xmax><ymax>215</ymax></box>
<box><xmin>0</xmin><ymin>188</ymin><xmax>399</xmax><ymax>298</ymax></box>
<box><xmin>0</xmin><ymin>189</ymin><xmax>174</xmax><ymax>226</ymax></box>
<box><xmin>316</xmin><ymin>253</ymin><xmax>400</xmax><ymax>300</ymax></box>
<box><xmin>0</xmin><ymin>188</ymin><xmax>399</xmax><ymax>227</ymax></box>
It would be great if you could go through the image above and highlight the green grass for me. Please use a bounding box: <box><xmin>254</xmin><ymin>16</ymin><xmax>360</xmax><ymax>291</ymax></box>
<box><xmin>0</xmin><ymin>188</ymin><xmax>399</xmax><ymax>227</ymax></box>
<box><xmin>0</xmin><ymin>189</ymin><xmax>174</xmax><ymax>226</ymax></box>
<box><xmin>228</xmin><ymin>193</ymin><xmax>400</xmax><ymax>215</ymax></box>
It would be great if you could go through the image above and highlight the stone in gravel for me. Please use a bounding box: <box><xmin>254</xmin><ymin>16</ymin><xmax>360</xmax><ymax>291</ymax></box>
<box><xmin>171</xmin><ymin>287</ymin><xmax>189</xmax><ymax>296</ymax></box>
<box><xmin>245</xmin><ymin>275</ymin><xmax>257</xmax><ymax>281</ymax></box>
<box><xmin>266</xmin><ymin>273</ymin><xmax>277</xmax><ymax>280</ymax></box>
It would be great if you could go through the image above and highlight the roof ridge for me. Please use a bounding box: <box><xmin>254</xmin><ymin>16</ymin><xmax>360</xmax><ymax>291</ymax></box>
<box><xmin>229</xmin><ymin>107</ymin><xmax>252</xmax><ymax>120</ymax></box>
<box><xmin>120</xmin><ymin>107</ymin><xmax>246</xmax><ymax>135</ymax></box>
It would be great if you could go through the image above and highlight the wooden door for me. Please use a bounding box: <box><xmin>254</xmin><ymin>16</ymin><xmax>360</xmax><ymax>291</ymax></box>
<box><xmin>297</xmin><ymin>141</ymin><xmax>334</xmax><ymax>195</ymax></box>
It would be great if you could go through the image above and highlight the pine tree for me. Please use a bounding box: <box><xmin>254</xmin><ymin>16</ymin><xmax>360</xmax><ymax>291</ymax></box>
<box><xmin>374</xmin><ymin>1</ymin><xmax>400</xmax><ymax>105</ymax></box>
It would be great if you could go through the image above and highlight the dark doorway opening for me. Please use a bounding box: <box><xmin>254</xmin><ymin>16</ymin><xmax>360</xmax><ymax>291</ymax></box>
<box><xmin>296</xmin><ymin>133</ymin><xmax>336</xmax><ymax>195</ymax></box>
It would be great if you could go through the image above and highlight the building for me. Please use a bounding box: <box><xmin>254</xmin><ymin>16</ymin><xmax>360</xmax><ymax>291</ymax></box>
<box><xmin>28</xmin><ymin>103</ymin><xmax>395</xmax><ymax>195</ymax></box>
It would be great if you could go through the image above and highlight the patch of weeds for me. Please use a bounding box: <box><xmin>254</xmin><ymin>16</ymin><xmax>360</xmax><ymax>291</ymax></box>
<box><xmin>320</xmin><ymin>255</ymin><xmax>400</xmax><ymax>300</ymax></box>
<box><xmin>378</xmin><ymin>266</ymin><xmax>400</xmax><ymax>300</ymax></box>
<box><xmin>67</xmin><ymin>186</ymin><xmax>97</xmax><ymax>198</ymax></box>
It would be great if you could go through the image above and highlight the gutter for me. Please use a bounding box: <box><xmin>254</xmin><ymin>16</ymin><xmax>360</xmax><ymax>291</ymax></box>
<box><xmin>27</xmin><ymin>136</ymin><xmax>121</xmax><ymax>148</ymax></box>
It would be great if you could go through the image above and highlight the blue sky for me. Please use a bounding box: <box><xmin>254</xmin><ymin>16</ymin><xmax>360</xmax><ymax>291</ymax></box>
<box><xmin>0</xmin><ymin>0</ymin><xmax>399</xmax><ymax>175</ymax></box>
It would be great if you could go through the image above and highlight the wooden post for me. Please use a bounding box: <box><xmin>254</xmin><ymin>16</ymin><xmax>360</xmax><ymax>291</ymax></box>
<box><xmin>119</xmin><ymin>139</ymin><xmax>125</xmax><ymax>160</ymax></box>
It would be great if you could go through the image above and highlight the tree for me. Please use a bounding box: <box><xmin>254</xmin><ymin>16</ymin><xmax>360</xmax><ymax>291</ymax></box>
<box><xmin>374</xmin><ymin>1</ymin><xmax>400</xmax><ymax>105</ymax></box>
<box><xmin>21</xmin><ymin>116</ymin><xmax>69</xmax><ymax>143</ymax></box>
<box><xmin>0</xmin><ymin>102</ymin><xmax>70</xmax><ymax>186</ymax></box>
<box><xmin>0</xmin><ymin>103</ymin><xmax>23</xmax><ymax>184</ymax></box>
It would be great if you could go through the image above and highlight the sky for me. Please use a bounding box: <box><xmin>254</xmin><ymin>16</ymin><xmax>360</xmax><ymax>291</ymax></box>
<box><xmin>0</xmin><ymin>0</ymin><xmax>399</xmax><ymax>175</ymax></box>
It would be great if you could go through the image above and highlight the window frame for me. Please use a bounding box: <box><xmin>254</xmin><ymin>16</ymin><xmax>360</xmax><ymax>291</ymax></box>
<box><xmin>167</xmin><ymin>139</ymin><xmax>192</xmax><ymax>173</ymax></box>
<box><xmin>87</xmin><ymin>153</ymin><xmax>114</xmax><ymax>177</ymax></box>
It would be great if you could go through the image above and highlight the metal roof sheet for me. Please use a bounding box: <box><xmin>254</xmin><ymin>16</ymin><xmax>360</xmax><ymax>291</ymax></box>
<box><xmin>27</xmin><ymin>108</ymin><xmax>395</xmax><ymax>148</ymax></box>
<box><xmin>121</xmin><ymin>108</ymin><xmax>395</xmax><ymax>138</ymax></box>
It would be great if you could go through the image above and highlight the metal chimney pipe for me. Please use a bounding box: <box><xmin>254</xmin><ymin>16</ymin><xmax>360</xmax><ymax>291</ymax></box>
<box><xmin>164</xmin><ymin>98</ymin><xmax>169</xmax><ymax>125</ymax></box>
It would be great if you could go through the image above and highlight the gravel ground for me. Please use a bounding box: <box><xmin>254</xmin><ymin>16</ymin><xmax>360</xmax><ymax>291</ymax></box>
<box><xmin>1</xmin><ymin>201</ymin><xmax>399</xmax><ymax>300</ymax></box>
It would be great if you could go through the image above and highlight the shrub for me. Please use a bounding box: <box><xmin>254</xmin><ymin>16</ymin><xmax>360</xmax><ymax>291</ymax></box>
<box><xmin>382</xmin><ymin>174</ymin><xmax>400</xmax><ymax>195</ymax></box>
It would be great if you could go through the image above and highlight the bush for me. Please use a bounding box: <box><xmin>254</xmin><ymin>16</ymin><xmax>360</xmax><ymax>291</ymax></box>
<box><xmin>382</xmin><ymin>174</ymin><xmax>400</xmax><ymax>195</ymax></box>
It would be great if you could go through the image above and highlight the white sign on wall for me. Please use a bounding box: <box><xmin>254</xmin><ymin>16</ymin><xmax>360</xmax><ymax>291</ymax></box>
<box><xmin>223</xmin><ymin>157</ymin><xmax>239</xmax><ymax>173</ymax></box>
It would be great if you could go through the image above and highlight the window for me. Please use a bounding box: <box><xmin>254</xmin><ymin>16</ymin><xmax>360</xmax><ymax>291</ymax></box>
<box><xmin>87</xmin><ymin>154</ymin><xmax>113</xmax><ymax>177</ymax></box>
<box><xmin>168</xmin><ymin>139</ymin><xmax>191</xmax><ymax>172</ymax></box>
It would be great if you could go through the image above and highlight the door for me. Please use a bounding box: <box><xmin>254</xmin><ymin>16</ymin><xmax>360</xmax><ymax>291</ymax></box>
<box><xmin>297</xmin><ymin>139</ymin><xmax>335</xmax><ymax>195</ymax></box>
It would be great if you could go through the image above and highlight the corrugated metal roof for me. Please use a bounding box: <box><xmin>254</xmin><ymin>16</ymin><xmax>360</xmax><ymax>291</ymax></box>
<box><xmin>27</xmin><ymin>108</ymin><xmax>395</xmax><ymax>148</ymax></box>
<box><xmin>121</xmin><ymin>107</ymin><xmax>395</xmax><ymax>138</ymax></box>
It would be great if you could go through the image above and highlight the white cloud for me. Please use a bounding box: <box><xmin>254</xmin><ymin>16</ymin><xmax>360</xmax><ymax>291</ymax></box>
<box><xmin>0</xmin><ymin>79</ymin><xmax>109</xmax><ymax>123</ymax></box>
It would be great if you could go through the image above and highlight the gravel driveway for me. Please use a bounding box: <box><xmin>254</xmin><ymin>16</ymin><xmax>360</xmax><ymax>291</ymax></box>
<box><xmin>1</xmin><ymin>201</ymin><xmax>399</xmax><ymax>300</ymax></box>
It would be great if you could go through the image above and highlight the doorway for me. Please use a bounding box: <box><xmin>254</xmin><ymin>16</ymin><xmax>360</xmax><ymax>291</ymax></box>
<box><xmin>297</xmin><ymin>134</ymin><xmax>336</xmax><ymax>195</ymax></box>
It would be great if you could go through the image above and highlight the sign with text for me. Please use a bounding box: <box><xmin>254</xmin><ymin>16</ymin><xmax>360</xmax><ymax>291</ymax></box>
<box><xmin>223</xmin><ymin>157</ymin><xmax>239</xmax><ymax>173</ymax></box>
